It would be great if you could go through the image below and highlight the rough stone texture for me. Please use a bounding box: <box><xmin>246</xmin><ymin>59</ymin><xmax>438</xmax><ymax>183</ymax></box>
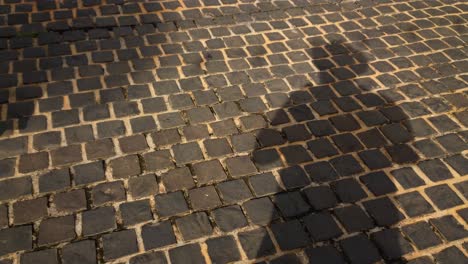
<box><xmin>0</xmin><ymin>0</ymin><xmax>466</xmax><ymax>263</ymax></box>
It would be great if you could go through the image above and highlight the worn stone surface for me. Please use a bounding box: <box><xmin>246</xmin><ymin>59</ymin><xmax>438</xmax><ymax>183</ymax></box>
<box><xmin>0</xmin><ymin>0</ymin><xmax>466</xmax><ymax>263</ymax></box>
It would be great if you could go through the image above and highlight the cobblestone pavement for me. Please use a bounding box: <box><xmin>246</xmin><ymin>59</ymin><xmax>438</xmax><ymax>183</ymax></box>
<box><xmin>0</xmin><ymin>0</ymin><xmax>467</xmax><ymax>263</ymax></box>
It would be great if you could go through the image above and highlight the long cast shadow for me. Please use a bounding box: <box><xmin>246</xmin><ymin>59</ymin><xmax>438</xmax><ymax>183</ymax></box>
<box><xmin>0</xmin><ymin>1</ymin><xmax>467</xmax><ymax>263</ymax></box>
<box><xmin>250</xmin><ymin>41</ymin><xmax>431</xmax><ymax>264</ymax></box>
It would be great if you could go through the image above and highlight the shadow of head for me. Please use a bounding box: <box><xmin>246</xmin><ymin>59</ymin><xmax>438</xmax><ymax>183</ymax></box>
<box><xmin>253</xmin><ymin>41</ymin><xmax>398</xmax><ymax>168</ymax></box>
<box><xmin>247</xmin><ymin>41</ymin><xmax>426</xmax><ymax>262</ymax></box>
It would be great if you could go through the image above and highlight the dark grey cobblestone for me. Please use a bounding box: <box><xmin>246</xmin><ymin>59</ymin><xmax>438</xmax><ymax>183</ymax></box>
<box><xmin>0</xmin><ymin>0</ymin><xmax>466</xmax><ymax>263</ymax></box>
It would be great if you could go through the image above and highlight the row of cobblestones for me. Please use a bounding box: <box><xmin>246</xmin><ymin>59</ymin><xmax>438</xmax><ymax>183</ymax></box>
<box><xmin>0</xmin><ymin>0</ymin><xmax>467</xmax><ymax>263</ymax></box>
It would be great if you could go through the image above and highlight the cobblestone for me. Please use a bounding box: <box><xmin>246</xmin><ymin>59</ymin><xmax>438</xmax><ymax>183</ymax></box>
<box><xmin>0</xmin><ymin>0</ymin><xmax>466</xmax><ymax>263</ymax></box>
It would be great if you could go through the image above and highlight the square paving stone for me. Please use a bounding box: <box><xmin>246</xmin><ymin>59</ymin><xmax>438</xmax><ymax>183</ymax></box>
<box><xmin>186</xmin><ymin>107</ymin><xmax>215</xmax><ymax>124</ymax></box>
<box><xmin>265</xmin><ymin>109</ymin><xmax>288</xmax><ymax>128</ymax></box>
<box><xmin>210</xmin><ymin>119</ymin><xmax>239</xmax><ymax>136</ymax></box>
<box><xmin>331</xmin><ymin>178</ymin><xmax>367</xmax><ymax>203</ymax></box>
<box><xmin>151</xmin><ymin>129</ymin><xmax>182</xmax><ymax>147</ymax></box>
<box><xmin>252</xmin><ymin>148</ymin><xmax>284</xmax><ymax>170</ymax></box>
<box><xmin>249</xmin><ymin>172</ymin><xmax>283</xmax><ymax>195</ymax></box>
<box><xmin>21</xmin><ymin>248</ymin><xmax>58</xmax><ymax>264</ymax></box>
<box><xmin>188</xmin><ymin>186</ymin><xmax>222</xmax><ymax>211</ymax></box>
<box><xmin>385</xmin><ymin>144</ymin><xmax>420</xmax><ymax>164</ymax></box>
<box><xmin>445</xmin><ymin>154</ymin><xmax>468</xmax><ymax>176</ymax></box>
<box><xmin>306</xmin><ymin>245</ymin><xmax>346</xmax><ymax>264</ymax></box>
<box><xmin>273</xmin><ymin>191</ymin><xmax>310</xmax><ymax>218</ymax></box>
<box><xmin>225</xmin><ymin>156</ymin><xmax>258</xmax><ymax>177</ymax></box>
<box><xmin>270</xmin><ymin>254</ymin><xmax>302</xmax><ymax>264</ymax></box>
<box><xmin>192</xmin><ymin>160</ymin><xmax>227</xmax><ymax>185</ymax></box>
<box><xmin>255</xmin><ymin>128</ymin><xmax>286</xmax><ymax>147</ymax></box>
<box><xmin>0</xmin><ymin>225</ymin><xmax>32</xmax><ymax>256</ymax></box>
<box><xmin>436</xmin><ymin>133</ymin><xmax>466</xmax><ymax>153</ymax></box>
<box><xmin>307</xmin><ymin>120</ymin><xmax>336</xmax><ymax>137</ymax></box>
<box><xmin>161</xmin><ymin>167</ymin><xmax>194</xmax><ymax>191</ymax></box>
<box><xmin>303</xmin><ymin>185</ymin><xmax>337</xmax><ymax>210</ymax></box>
<box><xmin>206</xmin><ymin>236</ymin><xmax>241</xmax><ymax>264</ymax></box>
<box><xmin>172</xmin><ymin>142</ymin><xmax>204</xmax><ymax>164</ymax></box>
<box><xmin>231</xmin><ymin>132</ymin><xmax>258</xmax><ymax>152</ymax></box>
<box><xmin>169</xmin><ymin>243</ymin><xmax>205</xmax><ymax>264</ymax></box>
<box><xmin>434</xmin><ymin>246</ymin><xmax>467</xmax><ymax>264</ymax></box>
<box><xmin>155</xmin><ymin>191</ymin><xmax>189</xmax><ymax>218</ymax></box>
<box><xmin>360</xmin><ymin>171</ymin><xmax>397</xmax><ymax>196</ymax></box>
<box><xmin>108</xmin><ymin>155</ymin><xmax>141</xmax><ymax>178</ymax></box>
<box><xmin>454</xmin><ymin>181</ymin><xmax>468</xmax><ymax>199</ymax></box>
<box><xmin>213</xmin><ymin>102</ymin><xmax>242</xmax><ymax>119</ymax></box>
<box><xmin>283</xmin><ymin>124</ymin><xmax>311</xmax><ymax>142</ymax></box>
<box><xmin>51</xmin><ymin>145</ymin><xmax>82</xmax><ymax>166</ymax></box>
<box><xmin>371</xmin><ymin>228</ymin><xmax>414</xmax><ymax>260</ymax></box>
<box><xmin>129</xmin><ymin>251</ymin><xmax>167</xmax><ymax>264</ymax></box>
<box><xmin>158</xmin><ymin>112</ymin><xmax>185</xmax><ymax>129</ymax></box>
<box><xmin>102</xmin><ymin>230</ymin><xmax>139</xmax><ymax>261</ymax></box>
<box><xmin>73</xmin><ymin>161</ymin><xmax>106</xmax><ymax>185</ymax></box>
<box><xmin>303</xmin><ymin>212</ymin><xmax>342</xmax><ymax>242</ymax></box>
<box><xmin>130</xmin><ymin>116</ymin><xmax>157</xmax><ymax>133</ymax></box>
<box><xmin>120</xmin><ymin>200</ymin><xmax>153</xmax><ymax>226</ymax></box>
<box><xmin>362</xmin><ymin>197</ymin><xmax>405</xmax><ymax>227</ymax></box>
<box><xmin>128</xmin><ymin>174</ymin><xmax>158</xmax><ymax>199</ymax></box>
<box><xmin>331</xmin><ymin>133</ymin><xmax>363</xmax><ymax>153</ymax></box>
<box><xmin>279</xmin><ymin>165</ymin><xmax>311</xmax><ymax>188</ymax></box>
<box><xmin>357</xmin><ymin>128</ymin><xmax>388</xmax><ymax>148</ymax></box>
<box><xmin>85</xmin><ymin>139</ymin><xmax>115</xmax><ymax>160</ymax></box>
<box><xmin>91</xmin><ymin>181</ymin><xmax>125</xmax><ymax>206</ymax></box>
<box><xmin>38</xmin><ymin>215</ymin><xmax>75</xmax><ymax>246</ymax></box>
<box><xmin>18</xmin><ymin>152</ymin><xmax>49</xmax><ymax>173</ymax></box>
<box><xmin>402</xmin><ymin>221</ymin><xmax>442</xmax><ymax>250</ymax></box>
<box><xmin>212</xmin><ymin>205</ymin><xmax>248</xmax><ymax>232</ymax></box>
<box><xmin>118</xmin><ymin>135</ymin><xmax>148</xmax><ymax>153</ymax></box>
<box><xmin>82</xmin><ymin>207</ymin><xmax>116</xmax><ymax>236</ymax></box>
<box><xmin>203</xmin><ymin>138</ymin><xmax>232</xmax><ymax>157</ymax></box>
<box><xmin>329</xmin><ymin>114</ymin><xmax>361</xmax><ymax>132</ymax></box>
<box><xmin>425</xmin><ymin>184</ymin><xmax>463</xmax><ymax>210</ymax></box>
<box><xmin>243</xmin><ymin>197</ymin><xmax>280</xmax><ymax>225</ymax></box>
<box><xmin>413</xmin><ymin>139</ymin><xmax>445</xmax><ymax>158</ymax></box>
<box><xmin>175</xmin><ymin>212</ymin><xmax>213</xmax><ymax>241</ymax></box>
<box><xmin>0</xmin><ymin>176</ymin><xmax>32</xmax><ymax>201</ymax></box>
<box><xmin>217</xmin><ymin>179</ymin><xmax>253</xmax><ymax>203</ymax></box>
<box><xmin>334</xmin><ymin>205</ymin><xmax>374</xmax><ymax>233</ymax></box>
<box><xmin>358</xmin><ymin>149</ymin><xmax>392</xmax><ymax>170</ymax></box>
<box><xmin>304</xmin><ymin>161</ymin><xmax>339</xmax><ymax>183</ymax></box>
<box><xmin>380</xmin><ymin>123</ymin><xmax>413</xmax><ymax>144</ymax></box>
<box><xmin>280</xmin><ymin>145</ymin><xmax>312</xmax><ymax>165</ymax></box>
<box><xmin>141</xmin><ymin>221</ymin><xmax>176</xmax><ymax>250</ymax></box>
<box><xmin>143</xmin><ymin>150</ymin><xmax>173</xmax><ymax>172</ymax></box>
<box><xmin>238</xmin><ymin>228</ymin><xmax>276</xmax><ymax>259</ymax></box>
<box><xmin>429</xmin><ymin>215</ymin><xmax>468</xmax><ymax>242</ymax></box>
<box><xmin>183</xmin><ymin>125</ymin><xmax>209</xmax><ymax>141</ymax></box>
<box><xmin>62</xmin><ymin>240</ymin><xmax>97</xmax><ymax>264</ymax></box>
<box><xmin>271</xmin><ymin>220</ymin><xmax>310</xmax><ymax>250</ymax></box>
<box><xmin>339</xmin><ymin>234</ymin><xmax>382</xmax><ymax>264</ymax></box>
<box><xmin>395</xmin><ymin>191</ymin><xmax>435</xmax><ymax>217</ymax></box>
<box><xmin>53</xmin><ymin>189</ymin><xmax>87</xmax><ymax>213</ymax></box>
<box><xmin>13</xmin><ymin>197</ymin><xmax>48</xmax><ymax>224</ymax></box>
<box><xmin>307</xmin><ymin>138</ymin><xmax>339</xmax><ymax>158</ymax></box>
<box><xmin>329</xmin><ymin>155</ymin><xmax>364</xmax><ymax>176</ymax></box>
<box><xmin>0</xmin><ymin>205</ymin><xmax>7</xmax><ymax>228</ymax></box>
<box><xmin>390</xmin><ymin>167</ymin><xmax>425</xmax><ymax>189</ymax></box>
<box><xmin>404</xmin><ymin>118</ymin><xmax>437</xmax><ymax>138</ymax></box>
<box><xmin>417</xmin><ymin>159</ymin><xmax>453</xmax><ymax>182</ymax></box>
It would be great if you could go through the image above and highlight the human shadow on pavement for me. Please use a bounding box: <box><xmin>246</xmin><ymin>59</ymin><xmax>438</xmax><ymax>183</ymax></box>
<box><xmin>248</xmin><ymin>41</ymin><xmax>461</xmax><ymax>264</ymax></box>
